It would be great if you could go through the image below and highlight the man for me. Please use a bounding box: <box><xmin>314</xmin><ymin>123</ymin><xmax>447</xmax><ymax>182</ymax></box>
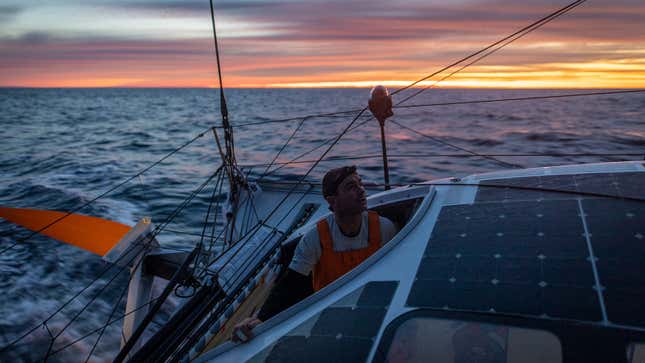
<box><xmin>232</xmin><ymin>165</ymin><xmax>397</xmax><ymax>342</ymax></box>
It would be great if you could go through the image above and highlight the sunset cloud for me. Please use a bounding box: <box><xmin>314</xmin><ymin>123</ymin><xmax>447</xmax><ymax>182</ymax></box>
<box><xmin>1</xmin><ymin>0</ymin><xmax>644</xmax><ymax>88</ymax></box>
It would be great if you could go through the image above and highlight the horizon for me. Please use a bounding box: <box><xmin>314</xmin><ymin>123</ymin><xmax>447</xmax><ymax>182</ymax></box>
<box><xmin>1</xmin><ymin>0</ymin><xmax>645</xmax><ymax>88</ymax></box>
<box><xmin>2</xmin><ymin>86</ymin><xmax>644</xmax><ymax>90</ymax></box>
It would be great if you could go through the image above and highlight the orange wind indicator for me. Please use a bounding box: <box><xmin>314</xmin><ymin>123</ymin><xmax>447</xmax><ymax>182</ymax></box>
<box><xmin>0</xmin><ymin>207</ymin><xmax>132</xmax><ymax>256</ymax></box>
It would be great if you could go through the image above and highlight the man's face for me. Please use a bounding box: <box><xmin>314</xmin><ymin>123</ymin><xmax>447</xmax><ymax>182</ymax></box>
<box><xmin>327</xmin><ymin>173</ymin><xmax>367</xmax><ymax>216</ymax></box>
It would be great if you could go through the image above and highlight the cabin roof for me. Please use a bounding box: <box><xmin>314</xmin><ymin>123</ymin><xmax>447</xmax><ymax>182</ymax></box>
<box><xmin>198</xmin><ymin>161</ymin><xmax>645</xmax><ymax>362</ymax></box>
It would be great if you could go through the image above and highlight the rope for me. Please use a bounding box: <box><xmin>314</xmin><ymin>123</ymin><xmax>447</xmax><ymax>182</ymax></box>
<box><xmin>390</xmin><ymin>0</ymin><xmax>586</xmax><ymax>97</ymax></box>
<box><xmin>2</xmin><ymin>168</ymin><xmax>220</xmax><ymax>355</ymax></box>
<box><xmin>218</xmin><ymin>0</ymin><xmax>591</xmax><ymax>136</ymax></box>
<box><xmin>396</xmin><ymin>89</ymin><xmax>645</xmax><ymax>109</ymax></box>
<box><xmin>205</xmin><ymin>173</ymin><xmax>227</xmax><ymax>256</ymax></box>
<box><xmin>193</xmin><ymin>166</ymin><xmax>225</xmax><ymax>278</ymax></box>
<box><xmin>148</xmin><ymin>3</ymin><xmax>602</xmax><ymax>352</ymax></box>
<box><xmin>223</xmin><ymin>89</ymin><xmax>645</xmax><ymax>129</ymax></box>
<box><xmin>260</xmin><ymin>3</ymin><xmax>595</xmax><ymax>176</ymax></box>
<box><xmin>238</xmin><ymin>152</ymin><xmax>644</xmax><ymax>169</ymax></box>
<box><xmin>261</xmin><ymin>86</ymin><xmax>643</xmax><ymax>175</ymax></box>
<box><xmin>209</xmin><ymin>0</ymin><xmax>594</xmax><ymax>180</ymax></box>
<box><xmin>47</xmin><ymin>296</ymin><xmax>161</xmax><ymax>357</ymax></box>
<box><xmin>219</xmin><ymin>184</ymin><xmax>315</xmax><ymax>291</ymax></box>
<box><xmin>257</xmin><ymin>116</ymin><xmax>308</xmax><ymax>181</ymax></box>
<box><xmin>391</xmin><ymin>120</ymin><xmax>522</xmax><ymax>168</ymax></box>
<box><xmin>196</xmin><ymin>1</ymin><xmax>600</xmax><ymax>300</ymax></box>
<box><xmin>263</xmin><ymin>118</ymin><xmax>373</xmax><ymax>176</ymax></box>
<box><xmin>330</xmin><ymin>0</ymin><xmax>588</xmax><ymax>169</ymax></box>
<box><xmin>42</xmin><ymin>170</ymin><xmax>219</xmax><ymax>360</ymax></box>
<box><xmin>9</xmin><ymin>0</ymin><xmax>603</xmax><ymax>356</ymax></box>
<box><xmin>234</xmin><ymin>88</ymin><xmax>645</xmax><ymax>175</ymax></box>
<box><xmin>84</xmin><ymin>280</ymin><xmax>129</xmax><ymax>363</ymax></box>
<box><xmin>377</xmin><ymin>182</ymin><xmax>645</xmax><ymax>203</ymax></box>
<box><xmin>223</xmin><ymin>110</ymin><xmax>364</xmax><ymax>128</ymax></box>
<box><xmin>0</xmin><ymin>127</ymin><xmax>210</xmax><ymax>256</ymax></box>
<box><xmin>210</xmin><ymin>108</ymin><xmax>370</xmax><ymax>277</ymax></box>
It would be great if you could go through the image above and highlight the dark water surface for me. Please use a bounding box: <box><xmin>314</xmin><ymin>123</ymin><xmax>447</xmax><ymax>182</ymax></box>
<box><xmin>0</xmin><ymin>88</ymin><xmax>643</xmax><ymax>361</ymax></box>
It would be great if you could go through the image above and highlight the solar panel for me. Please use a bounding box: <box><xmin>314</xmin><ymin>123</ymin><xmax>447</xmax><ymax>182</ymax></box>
<box><xmin>411</xmin><ymin>171</ymin><xmax>645</xmax><ymax>328</ymax></box>
<box><xmin>253</xmin><ymin>281</ymin><xmax>398</xmax><ymax>363</ymax></box>
<box><xmin>409</xmin><ymin>200</ymin><xmax>601</xmax><ymax>321</ymax></box>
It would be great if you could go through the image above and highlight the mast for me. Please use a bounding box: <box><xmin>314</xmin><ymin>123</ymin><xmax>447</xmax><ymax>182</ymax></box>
<box><xmin>209</xmin><ymin>0</ymin><xmax>241</xmax><ymax>245</ymax></box>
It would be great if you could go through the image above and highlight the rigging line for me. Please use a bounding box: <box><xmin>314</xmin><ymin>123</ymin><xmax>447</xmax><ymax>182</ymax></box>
<box><xmin>197</xmin><ymin>0</ymin><xmax>594</xmax><ymax>295</ymax></box>
<box><xmin>47</xmin><ymin>169</ymin><xmax>220</xmax><ymax>358</ymax></box>
<box><xmin>389</xmin><ymin>0</ymin><xmax>585</xmax><ymax>97</ymax></box>
<box><xmin>195</xmin><ymin>220</ymin><xmax>260</xmax><ymax>281</ymax></box>
<box><xmin>391</xmin><ymin>120</ymin><xmax>522</xmax><ymax>168</ymax></box>
<box><xmin>48</xmin><ymin>296</ymin><xmax>162</xmax><ymax>357</ymax></box>
<box><xmin>211</xmin><ymin>108</ymin><xmax>370</xmax><ymax>276</ymax></box>
<box><xmin>2</xmin><ymin>168</ymin><xmax>219</xmax><ymax>353</ymax></box>
<box><xmin>220</xmin><ymin>184</ymin><xmax>315</xmax><ymax>295</ymax></box>
<box><xmin>240</xmin><ymin>189</ymin><xmax>255</xmax><ymax>235</ymax></box>
<box><xmin>208</xmin><ymin>181</ymin><xmax>295</xmax><ymax>291</ymax></box>
<box><xmin>178</xmin><ymin>188</ymin><xmax>319</xmax><ymax>356</ymax></box>
<box><xmin>243</xmin><ymin>183</ymin><xmax>264</xmax><ymax>236</ymax></box>
<box><xmin>384</xmin><ymin>2</ymin><xmax>586</xmax><ymax>168</ymax></box>
<box><xmin>237</xmin><ymin>87</ymin><xmax>643</xmax><ymax>173</ymax></box>
<box><xmin>224</xmin><ymin>109</ymin><xmax>364</xmax><ymax>129</ymax></box>
<box><xmin>43</xmin><ymin>254</ymin><xmax>135</xmax><ymax>361</ymax></box>
<box><xmin>152</xmin><ymin>169</ymin><xmax>222</xmax><ymax>237</ymax></box>
<box><xmin>196</xmin><ymin>221</ymin><xmax>230</xmax><ymax>280</ymax></box>
<box><xmin>162</xmin><ymin>228</ymin><xmax>224</xmax><ymax>239</ymax></box>
<box><xmin>264</xmin><ymin>117</ymin><xmax>373</xmax><ymax>176</ymax></box>
<box><xmin>84</xmin><ymin>278</ymin><xmax>129</xmax><ymax>363</ymax></box>
<box><xmin>395</xmin><ymin>0</ymin><xmax>585</xmax><ymax>106</ymax></box>
<box><xmin>205</xmin><ymin>134</ymin><xmax>348</xmax><ymax>274</ymax></box>
<box><xmin>223</xmin><ymin>89</ymin><xmax>645</xmax><ymax>130</ymax></box>
<box><xmin>254</xmin><ymin>3</ymin><xmax>590</xmax><ymax>176</ymax></box>
<box><xmin>246</xmin><ymin>180</ymin><xmax>263</xmax><ymax>224</ymax></box>
<box><xmin>261</xmin><ymin>109</ymin><xmax>502</xmax><ymax>175</ymax></box>
<box><xmin>0</xmin><ymin>127</ymin><xmax>210</xmax><ymax>256</ymax></box>
<box><xmin>373</xmin><ymin>182</ymin><xmax>645</xmax><ymax>203</ymax></box>
<box><xmin>207</xmin><ymin>0</ymin><xmax>586</xmax><ymax>181</ymax></box>
<box><xmin>206</xmin><ymin>220</ymin><xmax>264</xmax><ymax>277</ymax></box>
<box><xmin>239</xmin><ymin>152</ymin><xmax>644</xmax><ymax>168</ymax></box>
<box><xmin>53</xmin><ymin>264</ymin><xmax>127</xmax><ymax>338</ymax></box>
<box><xmin>257</xmin><ymin>116</ymin><xmax>308</xmax><ymax>182</ymax></box>
<box><xmin>113</xmin><ymin>248</ymin><xmax>200</xmax><ymax>363</ymax></box>
<box><xmin>395</xmin><ymin>89</ymin><xmax>645</xmax><ymax>109</ymax></box>
<box><xmin>205</xmin><ymin>172</ymin><xmax>226</xmax><ymax>257</ymax></box>
<box><xmin>193</xmin><ymin>166</ymin><xmax>225</xmax><ymax>276</ymax></box>
<box><xmin>197</xmin><ymin>170</ymin><xmax>276</xmax><ymax>278</ymax></box>
<box><xmin>1</xmin><ymin>237</ymin><xmax>147</xmax><ymax>353</ymax></box>
<box><xmin>242</xmin><ymin>166</ymin><xmax>261</xmax><ymax>219</ymax></box>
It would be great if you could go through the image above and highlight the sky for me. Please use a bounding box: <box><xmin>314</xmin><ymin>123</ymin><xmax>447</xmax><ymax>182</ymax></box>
<box><xmin>1</xmin><ymin>0</ymin><xmax>644</xmax><ymax>88</ymax></box>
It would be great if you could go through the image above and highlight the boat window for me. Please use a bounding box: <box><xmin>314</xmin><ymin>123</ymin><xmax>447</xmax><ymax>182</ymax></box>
<box><xmin>377</xmin><ymin>316</ymin><xmax>561</xmax><ymax>363</ymax></box>
<box><xmin>371</xmin><ymin>196</ymin><xmax>424</xmax><ymax>231</ymax></box>
<box><xmin>627</xmin><ymin>343</ymin><xmax>645</xmax><ymax>363</ymax></box>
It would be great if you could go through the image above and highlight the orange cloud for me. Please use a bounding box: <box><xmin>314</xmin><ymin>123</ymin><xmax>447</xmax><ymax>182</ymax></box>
<box><xmin>2</xmin><ymin>1</ymin><xmax>645</xmax><ymax>88</ymax></box>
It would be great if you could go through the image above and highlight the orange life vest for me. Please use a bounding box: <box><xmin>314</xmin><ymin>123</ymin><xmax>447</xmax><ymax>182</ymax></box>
<box><xmin>312</xmin><ymin>211</ymin><xmax>381</xmax><ymax>291</ymax></box>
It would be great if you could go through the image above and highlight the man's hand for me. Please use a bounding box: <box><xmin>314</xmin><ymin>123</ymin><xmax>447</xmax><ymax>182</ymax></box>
<box><xmin>231</xmin><ymin>317</ymin><xmax>262</xmax><ymax>343</ymax></box>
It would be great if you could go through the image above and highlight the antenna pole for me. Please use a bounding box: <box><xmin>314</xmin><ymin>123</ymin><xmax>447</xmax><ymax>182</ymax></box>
<box><xmin>369</xmin><ymin>85</ymin><xmax>394</xmax><ymax>190</ymax></box>
<box><xmin>378</xmin><ymin>120</ymin><xmax>391</xmax><ymax>190</ymax></box>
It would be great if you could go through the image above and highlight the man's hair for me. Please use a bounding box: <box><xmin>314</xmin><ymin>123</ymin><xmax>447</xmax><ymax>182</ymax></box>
<box><xmin>322</xmin><ymin>165</ymin><xmax>357</xmax><ymax>197</ymax></box>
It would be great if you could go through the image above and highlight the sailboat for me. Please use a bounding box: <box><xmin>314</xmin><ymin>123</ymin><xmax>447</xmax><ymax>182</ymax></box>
<box><xmin>1</xmin><ymin>0</ymin><xmax>644</xmax><ymax>362</ymax></box>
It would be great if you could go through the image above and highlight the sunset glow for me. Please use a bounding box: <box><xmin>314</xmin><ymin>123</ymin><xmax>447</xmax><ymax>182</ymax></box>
<box><xmin>1</xmin><ymin>0</ymin><xmax>644</xmax><ymax>88</ymax></box>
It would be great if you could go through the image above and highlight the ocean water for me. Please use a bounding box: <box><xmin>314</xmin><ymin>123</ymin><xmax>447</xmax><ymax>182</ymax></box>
<box><xmin>0</xmin><ymin>88</ymin><xmax>643</xmax><ymax>361</ymax></box>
